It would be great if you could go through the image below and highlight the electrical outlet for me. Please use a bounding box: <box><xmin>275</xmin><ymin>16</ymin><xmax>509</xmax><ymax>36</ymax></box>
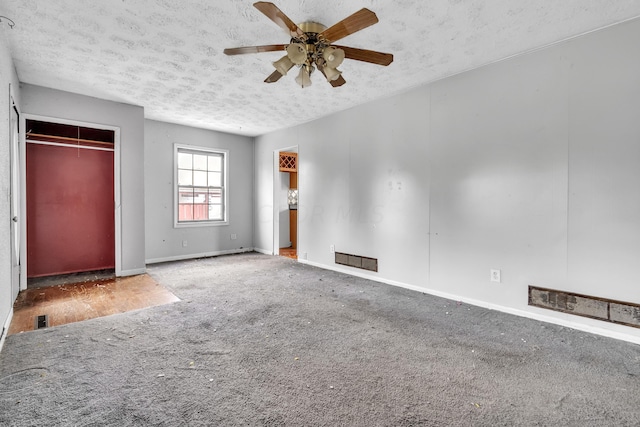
<box><xmin>302</xmin><ymin>252</ymin><xmax>308</xmax><ymax>260</ymax></box>
<box><xmin>490</xmin><ymin>269</ymin><xmax>501</xmax><ymax>283</ymax></box>
<box><xmin>330</xmin><ymin>245</ymin><xmax>335</xmax><ymax>253</ymax></box>
<box><xmin>230</xmin><ymin>233</ymin><xmax>237</xmax><ymax>240</ymax></box>
<box><xmin>182</xmin><ymin>240</ymin><xmax>188</xmax><ymax>247</ymax></box>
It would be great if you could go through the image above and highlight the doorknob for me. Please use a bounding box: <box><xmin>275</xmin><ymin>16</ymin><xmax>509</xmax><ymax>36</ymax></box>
<box><xmin>12</xmin><ymin>216</ymin><xmax>18</xmax><ymax>222</ymax></box>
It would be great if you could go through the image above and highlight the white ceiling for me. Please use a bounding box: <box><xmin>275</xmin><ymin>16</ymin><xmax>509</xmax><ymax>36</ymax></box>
<box><xmin>2</xmin><ymin>1</ymin><xmax>640</xmax><ymax>136</ymax></box>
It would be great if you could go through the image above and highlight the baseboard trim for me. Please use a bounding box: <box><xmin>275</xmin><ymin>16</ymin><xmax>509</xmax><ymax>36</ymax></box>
<box><xmin>253</xmin><ymin>247</ymin><xmax>273</xmax><ymax>256</ymax></box>
<box><xmin>0</xmin><ymin>308</ymin><xmax>14</xmax><ymax>353</ymax></box>
<box><xmin>118</xmin><ymin>268</ymin><xmax>147</xmax><ymax>277</ymax></box>
<box><xmin>146</xmin><ymin>248</ymin><xmax>255</xmax><ymax>265</ymax></box>
<box><xmin>298</xmin><ymin>259</ymin><xmax>640</xmax><ymax>346</ymax></box>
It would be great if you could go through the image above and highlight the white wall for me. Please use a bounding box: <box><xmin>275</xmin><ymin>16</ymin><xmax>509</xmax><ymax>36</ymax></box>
<box><xmin>144</xmin><ymin>120</ymin><xmax>253</xmax><ymax>263</ymax></box>
<box><xmin>0</xmin><ymin>31</ymin><xmax>21</xmax><ymax>342</ymax></box>
<box><xmin>566</xmin><ymin>22</ymin><xmax>640</xmax><ymax>299</ymax></box>
<box><xmin>21</xmin><ymin>84</ymin><xmax>146</xmax><ymax>276</ymax></box>
<box><xmin>254</xmin><ymin>18</ymin><xmax>640</xmax><ymax>342</ymax></box>
<box><xmin>428</xmin><ymin>39</ymin><xmax>570</xmax><ymax>308</ymax></box>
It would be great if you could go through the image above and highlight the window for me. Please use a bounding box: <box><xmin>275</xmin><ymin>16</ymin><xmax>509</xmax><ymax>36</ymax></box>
<box><xmin>175</xmin><ymin>144</ymin><xmax>228</xmax><ymax>226</ymax></box>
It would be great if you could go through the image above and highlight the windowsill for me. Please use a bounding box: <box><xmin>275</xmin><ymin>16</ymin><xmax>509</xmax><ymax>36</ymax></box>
<box><xmin>174</xmin><ymin>220</ymin><xmax>229</xmax><ymax>228</ymax></box>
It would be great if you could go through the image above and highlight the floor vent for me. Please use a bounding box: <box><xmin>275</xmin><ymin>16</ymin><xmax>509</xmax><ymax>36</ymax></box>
<box><xmin>335</xmin><ymin>252</ymin><xmax>378</xmax><ymax>272</ymax></box>
<box><xmin>35</xmin><ymin>314</ymin><xmax>49</xmax><ymax>330</ymax></box>
<box><xmin>529</xmin><ymin>286</ymin><xmax>640</xmax><ymax>329</ymax></box>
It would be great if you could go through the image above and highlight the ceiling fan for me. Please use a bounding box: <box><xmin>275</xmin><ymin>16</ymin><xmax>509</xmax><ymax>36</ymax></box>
<box><xmin>223</xmin><ymin>2</ymin><xmax>393</xmax><ymax>88</ymax></box>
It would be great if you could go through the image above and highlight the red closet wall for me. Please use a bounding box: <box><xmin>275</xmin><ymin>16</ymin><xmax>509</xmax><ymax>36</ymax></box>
<box><xmin>26</xmin><ymin>143</ymin><xmax>115</xmax><ymax>277</ymax></box>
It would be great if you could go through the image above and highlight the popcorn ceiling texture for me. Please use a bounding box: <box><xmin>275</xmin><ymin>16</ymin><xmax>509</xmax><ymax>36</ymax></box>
<box><xmin>1</xmin><ymin>0</ymin><xmax>640</xmax><ymax>136</ymax></box>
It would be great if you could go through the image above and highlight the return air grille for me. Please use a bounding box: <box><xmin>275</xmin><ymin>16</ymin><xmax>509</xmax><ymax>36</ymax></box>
<box><xmin>335</xmin><ymin>252</ymin><xmax>378</xmax><ymax>272</ymax></box>
<box><xmin>529</xmin><ymin>286</ymin><xmax>640</xmax><ymax>329</ymax></box>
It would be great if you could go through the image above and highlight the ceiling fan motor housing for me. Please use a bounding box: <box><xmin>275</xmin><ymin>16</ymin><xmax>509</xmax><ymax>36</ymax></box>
<box><xmin>298</xmin><ymin>21</ymin><xmax>327</xmax><ymax>35</ymax></box>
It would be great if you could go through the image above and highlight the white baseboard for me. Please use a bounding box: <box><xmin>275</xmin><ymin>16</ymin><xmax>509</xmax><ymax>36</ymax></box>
<box><xmin>146</xmin><ymin>247</ymin><xmax>255</xmax><ymax>265</ymax></box>
<box><xmin>0</xmin><ymin>308</ymin><xmax>14</xmax><ymax>353</ymax></box>
<box><xmin>118</xmin><ymin>268</ymin><xmax>147</xmax><ymax>277</ymax></box>
<box><xmin>253</xmin><ymin>247</ymin><xmax>273</xmax><ymax>256</ymax></box>
<box><xmin>299</xmin><ymin>259</ymin><xmax>640</xmax><ymax>346</ymax></box>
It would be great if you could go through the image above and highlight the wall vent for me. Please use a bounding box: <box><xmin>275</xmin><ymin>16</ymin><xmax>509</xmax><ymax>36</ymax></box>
<box><xmin>529</xmin><ymin>286</ymin><xmax>640</xmax><ymax>329</ymax></box>
<box><xmin>35</xmin><ymin>314</ymin><xmax>49</xmax><ymax>330</ymax></box>
<box><xmin>335</xmin><ymin>252</ymin><xmax>378</xmax><ymax>272</ymax></box>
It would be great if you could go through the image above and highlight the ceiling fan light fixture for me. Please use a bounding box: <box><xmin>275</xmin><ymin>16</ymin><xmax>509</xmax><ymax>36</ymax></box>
<box><xmin>295</xmin><ymin>66</ymin><xmax>312</xmax><ymax>88</ymax></box>
<box><xmin>273</xmin><ymin>55</ymin><xmax>295</xmax><ymax>75</ymax></box>
<box><xmin>224</xmin><ymin>3</ymin><xmax>393</xmax><ymax>88</ymax></box>
<box><xmin>323</xmin><ymin>66</ymin><xmax>342</xmax><ymax>82</ymax></box>
<box><xmin>286</xmin><ymin>43</ymin><xmax>307</xmax><ymax>65</ymax></box>
<box><xmin>323</xmin><ymin>46</ymin><xmax>345</xmax><ymax>69</ymax></box>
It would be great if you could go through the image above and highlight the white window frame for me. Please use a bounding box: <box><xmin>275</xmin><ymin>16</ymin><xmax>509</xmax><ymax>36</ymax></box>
<box><xmin>174</xmin><ymin>143</ymin><xmax>229</xmax><ymax>228</ymax></box>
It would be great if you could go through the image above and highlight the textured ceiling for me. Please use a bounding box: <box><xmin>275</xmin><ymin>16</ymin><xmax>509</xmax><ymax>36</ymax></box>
<box><xmin>1</xmin><ymin>1</ymin><xmax>640</xmax><ymax>136</ymax></box>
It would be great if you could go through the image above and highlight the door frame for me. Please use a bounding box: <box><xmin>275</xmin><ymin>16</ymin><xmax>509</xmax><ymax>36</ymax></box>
<box><xmin>9</xmin><ymin>85</ymin><xmax>20</xmax><ymax>296</ymax></box>
<box><xmin>272</xmin><ymin>145</ymin><xmax>298</xmax><ymax>256</ymax></box>
<box><xmin>21</xmin><ymin>113</ymin><xmax>122</xmax><ymax>286</ymax></box>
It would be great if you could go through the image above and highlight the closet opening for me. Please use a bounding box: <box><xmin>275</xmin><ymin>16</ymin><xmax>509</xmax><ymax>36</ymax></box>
<box><xmin>26</xmin><ymin>119</ymin><xmax>116</xmax><ymax>286</ymax></box>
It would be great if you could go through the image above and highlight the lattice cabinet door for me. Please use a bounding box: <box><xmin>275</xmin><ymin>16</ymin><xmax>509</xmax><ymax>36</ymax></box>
<box><xmin>279</xmin><ymin>151</ymin><xmax>297</xmax><ymax>172</ymax></box>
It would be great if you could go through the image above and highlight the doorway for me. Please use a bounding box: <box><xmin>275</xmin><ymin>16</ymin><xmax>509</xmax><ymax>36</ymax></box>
<box><xmin>274</xmin><ymin>148</ymin><xmax>298</xmax><ymax>259</ymax></box>
<box><xmin>25</xmin><ymin>119</ymin><xmax>116</xmax><ymax>280</ymax></box>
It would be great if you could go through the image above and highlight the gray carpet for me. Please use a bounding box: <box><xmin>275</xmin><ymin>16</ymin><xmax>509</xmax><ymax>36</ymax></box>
<box><xmin>1</xmin><ymin>252</ymin><xmax>639</xmax><ymax>426</ymax></box>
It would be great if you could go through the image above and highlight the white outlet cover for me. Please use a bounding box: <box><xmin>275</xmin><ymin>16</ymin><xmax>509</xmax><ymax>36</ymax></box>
<box><xmin>330</xmin><ymin>245</ymin><xmax>335</xmax><ymax>253</ymax></box>
<box><xmin>490</xmin><ymin>269</ymin><xmax>501</xmax><ymax>283</ymax></box>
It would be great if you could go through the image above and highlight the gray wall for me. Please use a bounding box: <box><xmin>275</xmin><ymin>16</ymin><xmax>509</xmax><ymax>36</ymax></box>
<box><xmin>21</xmin><ymin>84</ymin><xmax>146</xmax><ymax>276</ymax></box>
<box><xmin>0</xmin><ymin>32</ymin><xmax>21</xmax><ymax>339</ymax></box>
<box><xmin>254</xmin><ymin>18</ymin><xmax>640</xmax><ymax>341</ymax></box>
<box><xmin>144</xmin><ymin>120</ymin><xmax>253</xmax><ymax>263</ymax></box>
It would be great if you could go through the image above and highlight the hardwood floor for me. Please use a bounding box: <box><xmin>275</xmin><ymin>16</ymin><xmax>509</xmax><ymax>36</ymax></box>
<box><xmin>279</xmin><ymin>247</ymin><xmax>297</xmax><ymax>260</ymax></box>
<box><xmin>8</xmin><ymin>274</ymin><xmax>180</xmax><ymax>335</ymax></box>
<box><xmin>27</xmin><ymin>269</ymin><xmax>116</xmax><ymax>289</ymax></box>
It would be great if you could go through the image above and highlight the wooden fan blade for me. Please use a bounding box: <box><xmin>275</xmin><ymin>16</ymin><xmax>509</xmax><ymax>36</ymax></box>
<box><xmin>330</xmin><ymin>75</ymin><xmax>346</xmax><ymax>87</ymax></box>
<box><xmin>333</xmin><ymin>45</ymin><xmax>393</xmax><ymax>66</ymax></box>
<box><xmin>224</xmin><ymin>44</ymin><xmax>287</xmax><ymax>55</ymax></box>
<box><xmin>319</xmin><ymin>8</ymin><xmax>378</xmax><ymax>43</ymax></box>
<box><xmin>264</xmin><ymin>70</ymin><xmax>283</xmax><ymax>83</ymax></box>
<box><xmin>254</xmin><ymin>2</ymin><xmax>305</xmax><ymax>38</ymax></box>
